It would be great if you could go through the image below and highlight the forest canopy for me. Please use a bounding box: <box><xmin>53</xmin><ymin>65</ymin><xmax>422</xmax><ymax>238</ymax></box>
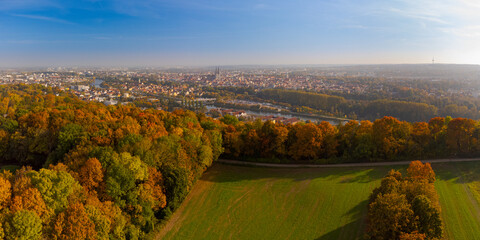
<box><xmin>221</xmin><ymin>115</ymin><xmax>480</xmax><ymax>163</ymax></box>
<box><xmin>1</xmin><ymin>84</ymin><xmax>479</xmax><ymax>239</ymax></box>
<box><xmin>0</xmin><ymin>84</ymin><xmax>223</xmax><ymax>239</ymax></box>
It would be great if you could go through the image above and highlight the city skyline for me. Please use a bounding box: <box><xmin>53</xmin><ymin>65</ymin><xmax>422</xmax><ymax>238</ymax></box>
<box><xmin>1</xmin><ymin>0</ymin><xmax>480</xmax><ymax>67</ymax></box>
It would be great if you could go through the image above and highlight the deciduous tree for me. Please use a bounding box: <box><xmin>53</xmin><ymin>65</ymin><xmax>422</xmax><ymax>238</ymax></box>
<box><xmin>407</xmin><ymin>161</ymin><xmax>435</xmax><ymax>183</ymax></box>
<box><xmin>0</xmin><ymin>176</ymin><xmax>11</xmax><ymax>210</ymax></box>
<box><xmin>52</xmin><ymin>203</ymin><xmax>96</xmax><ymax>240</ymax></box>
<box><xmin>4</xmin><ymin>210</ymin><xmax>42</xmax><ymax>240</ymax></box>
<box><xmin>78</xmin><ymin>158</ymin><xmax>104</xmax><ymax>195</ymax></box>
<box><xmin>367</xmin><ymin>193</ymin><xmax>415</xmax><ymax>240</ymax></box>
<box><xmin>411</xmin><ymin>195</ymin><xmax>442</xmax><ymax>239</ymax></box>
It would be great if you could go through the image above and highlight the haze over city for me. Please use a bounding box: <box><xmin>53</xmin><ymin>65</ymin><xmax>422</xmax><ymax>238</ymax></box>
<box><xmin>1</xmin><ymin>0</ymin><xmax>480</xmax><ymax>67</ymax></box>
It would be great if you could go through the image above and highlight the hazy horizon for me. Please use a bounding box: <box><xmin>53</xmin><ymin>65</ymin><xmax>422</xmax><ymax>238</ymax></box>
<box><xmin>1</xmin><ymin>0</ymin><xmax>480</xmax><ymax>67</ymax></box>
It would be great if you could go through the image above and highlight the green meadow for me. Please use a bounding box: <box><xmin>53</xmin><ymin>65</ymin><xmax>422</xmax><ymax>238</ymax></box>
<box><xmin>434</xmin><ymin>162</ymin><xmax>480</xmax><ymax>239</ymax></box>
<box><xmin>158</xmin><ymin>162</ymin><xmax>480</xmax><ymax>240</ymax></box>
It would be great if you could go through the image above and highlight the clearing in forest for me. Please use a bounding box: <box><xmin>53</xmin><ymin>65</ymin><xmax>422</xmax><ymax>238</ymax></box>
<box><xmin>158</xmin><ymin>162</ymin><xmax>480</xmax><ymax>240</ymax></box>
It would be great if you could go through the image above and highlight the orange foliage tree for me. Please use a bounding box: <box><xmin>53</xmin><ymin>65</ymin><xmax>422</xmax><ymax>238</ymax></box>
<box><xmin>52</xmin><ymin>203</ymin><xmax>96</xmax><ymax>240</ymax></box>
<box><xmin>367</xmin><ymin>161</ymin><xmax>442</xmax><ymax>239</ymax></box>
<box><xmin>446</xmin><ymin>118</ymin><xmax>477</xmax><ymax>156</ymax></box>
<box><xmin>0</xmin><ymin>176</ymin><xmax>11</xmax><ymax>210</ymax></box>
<box><xmin>373</xmin><ymin>116</ymin><xmax>411</xmax><ymax>160</ymax></box>
<box><xmin>78</xmin><ymin>158</ymin><xmax>104</xmax><ymax>195</ymax></box>
<box><xmin>288</xmin><ymin>123</ymin><xmax>324</xmax><ymax>160</ymax></box>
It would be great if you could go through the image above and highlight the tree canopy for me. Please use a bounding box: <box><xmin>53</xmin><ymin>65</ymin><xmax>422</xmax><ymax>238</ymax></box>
<box><xmin>0</xmin><ymin>84</ymin><xmax>224</xmax><ymax>239</ymax></box>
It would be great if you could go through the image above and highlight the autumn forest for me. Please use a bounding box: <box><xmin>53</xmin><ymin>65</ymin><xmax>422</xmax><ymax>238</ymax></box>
<box><xmin>0</xmin><ymin>84</ymin><xmax>478</xmax><ymax>239</ymax></box>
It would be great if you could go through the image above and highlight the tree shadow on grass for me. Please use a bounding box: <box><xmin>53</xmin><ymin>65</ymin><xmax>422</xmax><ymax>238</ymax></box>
<box><xmin>202</xmin><ymin>162</ymin><xmax>390</xmax><ymax>184</ymax></box>
<box><xmin>314</xmin><ymin>221</ymin><xmax>365</xmax><ymax>240</ymax></box>
<box><xmin>315</xmin><ymin>200</ymin><xmax>369</xmax><ymax>240</ymax></box>
<box><xmin>198</xmin><ymin>164</ymin><xmax>376</xmax><ymax>239</ymax></box>
<box><xmin>338</xmin><ymin>169</ymin><xmax>381</xmax><ymax>183</ymax></box>
<box><xmin>432</xmin><ymin>161</ymin><xmax>480</xmax><ymax>184</ymax></box>
<box><xmin>206</xmin><ymin>161</ymin><xmax>480</xmax><ymax>185</ymax></box>
<box><xmin>343</xmin><ymin>199</ymin><xmax>369</xmax><ymax>219</ymax></box>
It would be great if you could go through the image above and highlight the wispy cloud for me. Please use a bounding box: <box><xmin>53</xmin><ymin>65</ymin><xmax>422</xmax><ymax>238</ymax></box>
<box><xmin>341</xmin><ymin>25</ymin><xmax>370</xmax><ymax>29</ymax></box>
<box><xmin>386</xmin><ymin>7</ymin><xmax>449</xmax><ymax>25</ymax></box>
<box><xmin>11</xmin><ymin>13</ymin><xmax>75</xmax><ymax>24</ymax></box>
<box><xmin>440</xmin><ymin>25</ymin><xmax>480</xmax><ymax>38</ymax></box>
<box><xmin>458</xmin><ymin>0</ymin><xmax>480</xmax><ymax>9</ymax></box>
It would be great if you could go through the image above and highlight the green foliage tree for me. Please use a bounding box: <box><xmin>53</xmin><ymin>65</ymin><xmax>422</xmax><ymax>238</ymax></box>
<box><xmin>411</xmin><ymin>195</ymin><xmax>442</xmax><ymax>239</ymax></box>
<box><xmin>4</xmin><ymin>210</ymin><xmax>42</xmax><ymax>240</ymax></box>
<box><xmin>84</xmin><ymin>205</ymin><xmax>110</xmax><ymax>240</ymax></box>
<box><xmin>105</xmin><ymin>152</ymin><xmax>148</xmax><ymax>208</ymax></box>
<box><xmin>28</xmin><ymin>167</ymin><xmax>79</xmax><ymax>213</ymax></box>
<box><xmin>46</xmin><ymin>123</ymin><xmax>87</xmax><ymax>166</ymax></box>
<box><xmin>257</xmin><ymin>89</ymin><xmax>345</xmax><ymax>113</ymax></box>
<box><xmin>161</xmin><ymin>166</ymin><xmax>188</xmax><ymax>218</ymax></box>
<box><xmin>219</xmin><ymin>114</ymin><xmax>239</xmax><ymax>126</ymax></box>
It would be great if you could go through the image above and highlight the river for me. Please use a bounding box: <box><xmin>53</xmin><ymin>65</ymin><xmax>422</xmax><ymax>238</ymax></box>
<box><xmin>206</xmin><ymin>105</ymin><xmax>347</xmax><ymax>125</ymax></box>
<box><xmin>92</xmin><ymin>79</ymin><xmax>104</xmax><ymax>88</ymax></box>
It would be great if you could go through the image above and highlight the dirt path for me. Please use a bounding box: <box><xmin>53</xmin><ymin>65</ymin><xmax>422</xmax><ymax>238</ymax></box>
<box><xmin>217</xmin><ymin>158</ymin><xmax>480</xmax><ymax>168</ymax></box>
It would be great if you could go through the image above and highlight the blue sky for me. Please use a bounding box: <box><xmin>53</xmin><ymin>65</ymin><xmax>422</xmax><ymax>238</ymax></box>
<box><xmin>0</xmin><ymin>0</ymin><xmax>479</xmax><ymax>67</ymax></box>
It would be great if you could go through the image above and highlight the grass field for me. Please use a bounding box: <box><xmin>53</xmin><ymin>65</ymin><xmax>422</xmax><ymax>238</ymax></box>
<box><xmin>158</xmin><ymin>162</ymin><xmax>480</xmax><ymax>240</ymax></box>
<box><xmin>434</xmin><ymin>162</ymin><xmax>480</xmax><ymax>239</ymax></box>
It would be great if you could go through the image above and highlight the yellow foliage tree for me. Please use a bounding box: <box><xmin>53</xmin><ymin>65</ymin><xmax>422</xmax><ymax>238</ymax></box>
<box><xmin>0</xmin><ymin>177</ymin><xmax>11</xmax><ymax>210</ymax></box>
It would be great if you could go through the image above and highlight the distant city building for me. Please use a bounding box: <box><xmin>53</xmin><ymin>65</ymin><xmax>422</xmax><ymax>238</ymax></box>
<box><xmin>76</xmin><ymin>85</ymin><xmax>90</xmax><ymax>91</ymax></box>
<box><xmin>103</xmin><ymin>99</ymin><xmax>118</xmax><ymax>106</ymax></box>
<box><xmin>215</xmin><ymin>67</ymin><xmax>221</xmax><ymax>80</ymax></box>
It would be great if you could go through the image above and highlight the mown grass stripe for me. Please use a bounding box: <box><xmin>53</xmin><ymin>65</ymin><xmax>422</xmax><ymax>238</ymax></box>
<box><xmin>159</xmin><ymin>162</ymin><xmax>480</xmax><ymax>240</ymax></box>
